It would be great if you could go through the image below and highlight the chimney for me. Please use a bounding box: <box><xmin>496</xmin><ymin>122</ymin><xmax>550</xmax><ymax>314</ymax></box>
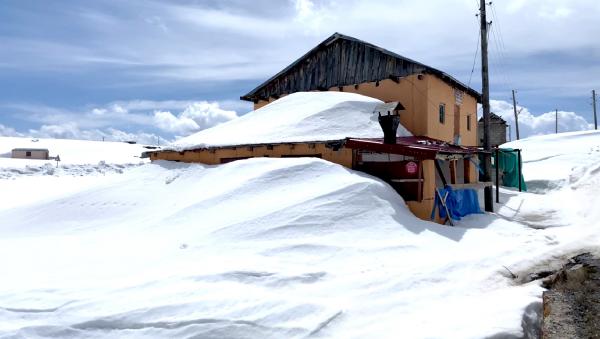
<box><xmin>378</xmin><ymin>112</ymin><xmax>400</xmax><ymax>144</ymax></box>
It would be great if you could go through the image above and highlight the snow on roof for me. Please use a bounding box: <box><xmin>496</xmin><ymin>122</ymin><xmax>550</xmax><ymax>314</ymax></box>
<box><xmin>170</xmin><ymin>91</ymin><xmax>412</xmax><ymax>151</ymax></box>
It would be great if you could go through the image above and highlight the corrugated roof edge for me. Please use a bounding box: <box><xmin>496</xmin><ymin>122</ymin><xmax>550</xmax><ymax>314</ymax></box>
<box><xmin>240</xmin><ymin>32</ymin><xmax>482</xmax><ymax>103</ymax></box>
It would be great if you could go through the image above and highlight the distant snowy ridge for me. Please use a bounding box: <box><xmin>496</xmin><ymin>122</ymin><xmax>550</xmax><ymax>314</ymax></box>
<box><xmin>170</xmin><ymin>92</ymin><xmax>412</xmax><ymax>151</ymax></box>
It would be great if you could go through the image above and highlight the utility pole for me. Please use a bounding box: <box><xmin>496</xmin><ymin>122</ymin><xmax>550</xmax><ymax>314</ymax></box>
<box><xmin>555</xmin><ymin>109</ymin><xmax>558</xmax><ymax>134</ymax></box>
<box><xmin>593</xmin><ymin>90</ymin><xmax>597</xmax><ymax>130</ymax></box>
<box><xmin>480</xmin><ymin>0</ymin><xmax>493</xmax><ymax>212</ymax></box>
<box><xmin>512</xmin><ymin>89</ymin><xmax>520</xmax><ymax>140</ymax></box>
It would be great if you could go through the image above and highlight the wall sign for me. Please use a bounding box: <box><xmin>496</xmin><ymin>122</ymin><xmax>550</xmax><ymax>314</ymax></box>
<box><xmin>454</xmin><ymin>89</ymin><xmax>464</xmax><ymax>105</ymax></box>
<box><xmin>405</xmin><ymin>161</ymin><xmax>418</xmax><ymax>174</ymax></box>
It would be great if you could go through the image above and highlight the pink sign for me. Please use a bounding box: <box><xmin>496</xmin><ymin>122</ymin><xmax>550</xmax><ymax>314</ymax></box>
<box><xmin>405</xmin><ymin>161</ymin><xmax>418</xmax><ymax>174</ymax></box>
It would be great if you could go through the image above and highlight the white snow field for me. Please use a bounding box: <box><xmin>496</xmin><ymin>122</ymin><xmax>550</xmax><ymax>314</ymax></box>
<box><xmin>0</xmin><ymin>131</ymin><xmax>598</xmax><ymax>338</ymax></box>
<box><xmin>171</xmin><ymin>91</ymin><xmax>411</xmax><ymax>151</ymax></box>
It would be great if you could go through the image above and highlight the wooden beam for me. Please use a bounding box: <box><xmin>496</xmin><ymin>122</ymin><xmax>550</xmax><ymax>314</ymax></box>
<box><xmin>449</xmin><ymin>160</ymin><xmax>457</xmax><ymax>184</ymax></box>
<box><xmin>435</xmin><ymin>160</ymin><xmax>448</xmax><ymax>187</ymax></box>
<box><xmin>449</xmin><ymin>181</ymin><xmax>493</xmax><ymax>189</ymax></box>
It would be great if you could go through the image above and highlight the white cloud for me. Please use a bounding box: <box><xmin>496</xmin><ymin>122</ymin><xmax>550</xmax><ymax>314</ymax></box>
<box><xmin>3</xmin><ymin>99</ymin><xmax>240</xmax><ymax>142</ymax></box>
<box><xmin>0</xmin><ymin>124</ymin><xmax>25</xmax><ymax>137</ymax></box>
<box><xmin>490</xmin><ymin>99</ymin><xmax>593</xmax><ymax>139</ymax></box>
<box><xmin>153</xmin><ymin>101</ymin><xmax>238</xmax><ymax>135</ymax></box>
<box><xmin>18</xmin><ymin>122</ymin><xmax>165</xmax><ymax>145</ymax></box>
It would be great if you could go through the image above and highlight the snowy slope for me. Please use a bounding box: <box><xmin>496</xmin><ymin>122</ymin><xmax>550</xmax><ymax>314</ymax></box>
<box><xmin>0</xmin><ymin>136</ymin><xmax>150</xmax><ymax>210</ymax></box>
<box><xmin>171</xmin><ymin>92</ymin><xmax>411</xmax><ymax>151</ymax></box>
<box><xmin>0</xmin><ymin>136</ymin><xmax>150</xmax><ymax>168</ymax></box>
<box><xmin>502</xmin><ymin>130</ymin><xmax>600</xmax><ymax>187</ymax></box>
<box><xmin>0</xmin><ymin>132</ymin><xmax>599</xmax><ymax>338</ymax></box>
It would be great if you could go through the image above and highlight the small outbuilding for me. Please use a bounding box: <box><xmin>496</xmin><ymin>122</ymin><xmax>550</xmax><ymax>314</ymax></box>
<box><xmin>478</xmin><ymin>113</ymin><xmax>507</xmax><ymax>147</ymax></box>
<box><xmin>11</xmin><ymin>148</ymin><xmax>50</xmax><ymax>160</ymax></box>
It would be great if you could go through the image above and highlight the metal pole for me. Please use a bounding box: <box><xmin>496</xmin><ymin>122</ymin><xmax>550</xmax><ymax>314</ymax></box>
<box><xmin>495</xmin><ymin>148</ymin><xmax>500</xmax><ymax>203</ymax></box>
<box><xmin>480</xmin><ymin>0</ymin><xmax>493</xmax><ymax>212</ymax></box>
<box><xmin>512</xmin><ymin>89</ymin><xmax>520</xmax><ymax>140</ymax></box>
<box><xmin>593</xmin><ymin>90</ymin><xmax>597</xmax><ymax>130</ymax></box>
<box><xmin>517</xmin><ymin>149</ymin><xmax>522</xmax><ymax>192</ymax></box>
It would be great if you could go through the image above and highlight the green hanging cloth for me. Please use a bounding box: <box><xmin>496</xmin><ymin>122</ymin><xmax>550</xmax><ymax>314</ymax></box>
<box><xmin>493</xmin><ymin>148</ymin><xmax>527</xmax><ymax>191</ymax></box>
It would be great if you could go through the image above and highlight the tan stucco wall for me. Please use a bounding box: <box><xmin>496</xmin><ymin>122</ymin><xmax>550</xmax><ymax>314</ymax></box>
<box><xmin>151</xmin><ymin>142</ymin><xmax>353</xmax><ymax>168</ymax></box>
<box><xmin>252</xmin><ymin>74</ymin><xmax>479</xmax><ymax>147</ymax></box>
<box><xmin>424</xmin><ymin>75</ymin><xmax>478</xmax><ymax>147</ymax></box>
<box><xmin>329</xmin><ymin>75</ymin><xmax>430</xmax><ymax>137</ymax></box>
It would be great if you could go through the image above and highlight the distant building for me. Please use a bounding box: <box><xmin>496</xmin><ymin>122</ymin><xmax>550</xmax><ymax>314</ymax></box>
<box><xmin>478</xmin><ymin>113</ymin><xmax>507</xmax><ymax>147</ymax></box>
<box><xmin>11</xmin><ymin>148</ymin><xmax>49</xmax><ymax>160</ymax></box>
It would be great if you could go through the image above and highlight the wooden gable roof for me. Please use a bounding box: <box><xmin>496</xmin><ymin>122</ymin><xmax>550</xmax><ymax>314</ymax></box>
<box><xmin>241</xmin><ymin>33</ymin><xmax>481</xmax><ymax>103</ymax></box>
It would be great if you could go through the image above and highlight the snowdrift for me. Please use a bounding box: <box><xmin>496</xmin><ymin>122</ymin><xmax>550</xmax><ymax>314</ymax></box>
<box><xmin>171</xmin><ymin>92</ymin><xmax>412</xmax><ymax>151</ymax></box>
<box><xmin>0</xmin><ymin>157</ymin><xmax>549</xmax><ymax>339</ymax></box>
<box><xmin>2</xmin><ymin>130</ymin><xmax>600</xmax><ymax>338</ymax></box>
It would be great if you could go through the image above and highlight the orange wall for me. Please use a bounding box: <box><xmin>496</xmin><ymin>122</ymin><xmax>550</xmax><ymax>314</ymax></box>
<box><xmin>424</xmin><ymin>75</ymin><xmax>478</xmax><ymax>147</ymax></box>
<box><xmin>252</xmin><ymin>74</ymin><xmax>479</xmax><ymax>146</ymax></box>
<box><xmin>150</xmin><ymin>143</ymin><xmax>353</xmax><ymax>168</ymax></box>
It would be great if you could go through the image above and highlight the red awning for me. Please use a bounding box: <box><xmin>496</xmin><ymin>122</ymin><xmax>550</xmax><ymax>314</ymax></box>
<box><xmin>345</xmin><ymin>136</ymin><xmax>480</xmax><ymax>160</ymax></box>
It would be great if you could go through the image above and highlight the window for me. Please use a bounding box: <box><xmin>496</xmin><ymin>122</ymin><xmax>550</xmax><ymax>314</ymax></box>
<box><xmin>439</xmin><ymin>104</ymin><xmax>446</xmax><ymax>124</ymax></box>
<box><xmin>467</xmin><ymin>115</ymin><xmax>471</xmax><ymax>131</ymax></box>
<box><xmin>25</xmin><ymin>151</ymin><xmax>31</xmax><ymax>157</ymax></box>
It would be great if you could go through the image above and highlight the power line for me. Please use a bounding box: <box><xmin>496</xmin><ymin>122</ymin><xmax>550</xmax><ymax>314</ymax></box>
<box><xmin>467</xmin><ymin>25</ymin><xmax>481</xmax><ymax>88</ymax></box>
<box><xmin>488</xmin><ymin>3</ymin><xmax>516</xmax><ymax>89</ymax></box>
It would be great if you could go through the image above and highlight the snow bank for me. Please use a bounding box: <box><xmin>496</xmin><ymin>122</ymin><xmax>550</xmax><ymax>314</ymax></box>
<box><xmin>2</xmin><ymin>131</ymin><xmax>600</xmax><ymax>338</ymax></box>
<box><xmin>171</xmin><ymin>92</ymin><xmax>411</xmax><ymax>151</ymax></box>
<box><xmin>0</xmin><ymin>156</ymin><xmax>551</xmax><ymax>338</ymax></box>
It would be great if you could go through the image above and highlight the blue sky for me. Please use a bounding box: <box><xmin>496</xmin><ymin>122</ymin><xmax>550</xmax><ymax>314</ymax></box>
<box><xmin>1</xmin><ymin>0</ymin><xmax>599</xmax><ymax>143</ymax></box>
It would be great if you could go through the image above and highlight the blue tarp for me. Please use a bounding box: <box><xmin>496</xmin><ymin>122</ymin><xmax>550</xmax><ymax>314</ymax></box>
<box><xmin>431</xmin><ymin>186</ymin><xmax>482</xmax><ymax>221</ymax></box>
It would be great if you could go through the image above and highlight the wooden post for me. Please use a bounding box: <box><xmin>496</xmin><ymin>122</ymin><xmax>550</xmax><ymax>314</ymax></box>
<box><xmin>449</xmin><ymin>160</ymin><xmax>457</xmax><ymax>184</ymax></box>
<box><xmin>495</xmin><ymin>148</ymin><xmax>500</xmax><ymax>203</ymax></box>
<box><xmin>512</xmin><ymin>90</ymin><xmax>520</xmax><ymax>140</ymax></box>
<box><xmin>417</xmin><ymin>160</ymin><xmax>423</xmax><ymax>201</ymax></box>
<box><xmin>593</xmin><ymin>90</ymin><xmax>597</xmax><ymax>130</ymax></box>
<box><xmin>555</xmin><ymin>109</ymin><xmax>558</xmax><ymax>134</ymax></box>
<box><xmin>517</xmin><ymin>149</ymin><xmax>522</xmax><ymax>192</ymax></box>
<box><xmin>464</xmin><ymin>158</ymin><xmax>472</xmax><ymax>184</ymax></box>
<box><xmin>435</xmin><ymin>160</ymin><xmax>448</xmax><ymax>187</ymax></box>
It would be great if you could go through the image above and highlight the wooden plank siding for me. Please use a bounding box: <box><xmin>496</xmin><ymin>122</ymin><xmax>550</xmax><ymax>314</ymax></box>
<box><xmin>241</xmin><ymin>33</ymin><xmax>480</xmax><ymax>103</ymax></box>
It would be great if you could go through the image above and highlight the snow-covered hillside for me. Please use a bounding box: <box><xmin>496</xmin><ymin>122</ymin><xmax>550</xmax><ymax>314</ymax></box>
<box><xmin>503</xmin><ymin>130</ymin><xmax>600</xmax><ymax>190</ymax></box>
<box><xmin>0</xmin><ymin>132</ymin><xmax>599</xmax><ymax>338</ymax></box>
<box><xmin>0</xmin><ymin>136</ymin><xmax>150</xmax><ymax>168</ymax></box>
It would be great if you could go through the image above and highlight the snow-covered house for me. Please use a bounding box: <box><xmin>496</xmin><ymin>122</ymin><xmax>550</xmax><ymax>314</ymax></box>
<box><xmin>151</xmin><ymin>92</ymin><xmax>482</xmax><ymax>222</ymax></box>
<box><xmin>151</xmin><ymin>33</ymin><xmax>485</xmax><ymax>222</ymax></box>
<box><xmin>241</xmin><ymin>33</ymin><xmax>481</xmax><ymax>147</ymax></box>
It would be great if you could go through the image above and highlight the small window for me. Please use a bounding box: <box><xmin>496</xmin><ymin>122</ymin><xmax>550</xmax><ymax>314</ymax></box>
<box><xmin>25</xmin><ymin>151</ymin><xmax>31</xmax><ymax>157</ymax></box>
<box><xmin>467</xmin><ymin>115</ymin><xmax>471</xmax><ymax>131</ymax></box>
<box><xmin>439</xmin><ymin>104</ymin><xmax>446</xmax><ymax>124</ymax></box>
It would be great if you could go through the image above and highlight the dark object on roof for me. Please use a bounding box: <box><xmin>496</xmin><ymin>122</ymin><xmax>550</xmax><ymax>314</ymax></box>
<box><xmin>241</xmin><ymin>33</ymin><xmax>481</xmax><ymax>103</ymax></box>
<box><xmin>345</xmin><ymin>136</ymin><xmax>480</xmax><ymax>160</ymax></box>
<box><xmin>378</xmin><ymin>113</ymin><xmax>401</xmax><ymax>145</ymax></box>
<box><xmin>478</xmin><ymin>112</ymin><xmax>506</xmax><ymax>123</ymax></box>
